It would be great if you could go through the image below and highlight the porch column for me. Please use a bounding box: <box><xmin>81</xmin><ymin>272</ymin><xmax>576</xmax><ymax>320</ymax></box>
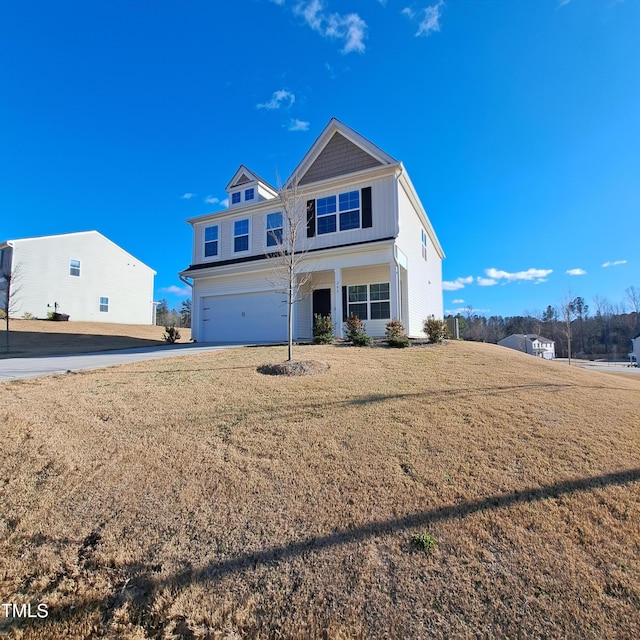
<box><xmin>334</xmin><ymin>267</ymin><xmax>343</xmax><ymax>338</ymax></box>
<box><xmin>390</xmin><ymin>262</ymin><xmax>400</xmax><ymax>322</ymax></box>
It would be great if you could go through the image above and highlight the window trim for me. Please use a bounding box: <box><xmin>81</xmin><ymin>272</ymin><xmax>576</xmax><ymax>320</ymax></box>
<box><xmin>231</xmin><ymin>191</ymin><xmax>241</xmax><ymax>205</ymax></box>
<box><xmin>316</xmin><ymin>190</ymin><xmax>361</xmax><ymax>236</ymax></box>
<box><xmin>204</xmin><ymin>225</ymin><xmax>219</xmax><ymax>258</ymax></box>
<box><xmin>69</xmin><ymin>259</ymin><xmax>81</xmax><ymax>277</ymax></box>
<box><xmin>233</xmin><ymin>218</ymin><xmax>250</xmax><ymax>253</ymax></box>
<box><xmin>245</xmin><ymin>187</ymin><xmax>255</xmax><ymax>201</ymax></box>
<box><xmin>421</xmin><ymin>229</ymin><xmax>428</xmax><ymax>261</ymax></box>
<box><xmin>99</xmin><ymin>296</ymin><xmax>109</xmax><ymax>313</ymax></box>
<box><xmin>266</xmin><ymin>212</ymin><xmax>283</xmax><ymax>248</ymax></box>
<box><xmin>345</xmin><ymin>282</ymin><xmax>391</xmax><ymax>321</ymax></box>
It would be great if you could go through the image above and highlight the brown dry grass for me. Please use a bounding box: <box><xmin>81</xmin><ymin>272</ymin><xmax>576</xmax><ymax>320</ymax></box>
<box><xmin>0</xmin><ymin>341</ymin><xmax>639</xmax><ymax>639</ymax></box>
<box><xmin>1</xmin><ymin>320</ymin><xmax>191</xmax><ymax>358</ymax></box>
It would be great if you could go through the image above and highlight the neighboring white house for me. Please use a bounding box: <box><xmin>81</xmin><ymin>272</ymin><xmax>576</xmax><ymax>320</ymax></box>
<box><xmin>180</xmin><ymin>118</ymin><xmax>445</xmax><ymax>343</ymax></box>
<box><xmin>0</xmin><ymin>231</ymin><xmax>156</xmax><ymax>324</ymax></box>
<box><xmin>498</xmin><ymin>334</ymin><xmax>556</xmax><ymax>359</ymax></box>
<box><xmin>629</xmin><ymin>337</ymin><xmax>640</xmax><ymax>366</ymax></box>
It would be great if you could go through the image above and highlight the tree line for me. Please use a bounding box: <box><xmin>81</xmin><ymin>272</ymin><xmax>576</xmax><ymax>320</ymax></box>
<box><xmin>156</xmin><ymin>298</ymin><xmax>191</xmax><ymax>328</ymax></box>
<box><xmin>447</xmin><ymin>286</ymin><xmax>640</xmax><ymax>360</ymax></box>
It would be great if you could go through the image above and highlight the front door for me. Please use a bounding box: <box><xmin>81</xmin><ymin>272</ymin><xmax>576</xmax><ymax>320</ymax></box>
<box><xmin>312</xmin><ymin>288</ymin><xmax>331</xmax><ymax>318</ymax></box>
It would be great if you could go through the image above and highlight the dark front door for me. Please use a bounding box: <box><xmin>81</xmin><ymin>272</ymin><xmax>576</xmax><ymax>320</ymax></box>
<box><xmin>312</xmin><ymin>288</ymin><xmax>331</xmax><ymax>318</ymax></box>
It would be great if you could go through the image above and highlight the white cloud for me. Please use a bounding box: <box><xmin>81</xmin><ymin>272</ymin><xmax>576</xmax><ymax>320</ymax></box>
<box><xmin>221</xmin><ymin>198</ymin><xmax>229</xmax><ymax>208</ymax></box>
<box><xmin>566</xmin><ymin>268</ymin><xmax>586</xmax><ymax>276</ymax></box>
<box><xmin>477</xmin><ymin>277</ymin><xmax>498</xmax><ymax>287</ymax></box>
<box><xmin>257</xmin><ymin>89</ymin><xmax>296</xmax><ymax>110</ymax></box>
<box><xmin>204</xmin><ymin>195</ymin><xmax>220</xmax><ymax>204</ymax></box>
<box><xmin>293</xmin><ymin>1</ymin><xmax>367</xmax><ymax>53</ymax></box>
<box><xmin>602</xmin><ymin>259</ymin><xmax>627</xmax><ymax>268</ymax></box>
<box><xmin>181</xmin><ymin>193</ymin><xmax>196</xmax><ymax>200</ymax></box>
<box><xmin>557</xmin><ymin>0</ymin><xmax>571</xmax><ymax>7</ymax></box>
<box><xmin>288</xmin><ymin>118</ymin><xmax>310</xmax><ymax>131</ymax></box>
<box><xmin>403</xmin><ymin>1</ymin><xmax>444</xmax><ymax>37</ymax></box>
<box><xmin>442</xmin><ymin>275</ymin><xmax>473</xmax><ymax>291</ymax></box>
<box><xmin>446</xmin><ymin>307</ymin><xmax>490</xmax><ymax>315</ymax></box>
<box><xmin>451</xmin><ymin>298</ymin><xmax>464</xmax><ymax>304</ymax></box>
<box><xmin>484</xmin><ymin>267</ymin><xmax>553</xmax><ymax>283</ymax></box>
<box><xmin>159</xmin><ymin>285</ymin><xmax>191</xmax><ymax>297</ymax></box>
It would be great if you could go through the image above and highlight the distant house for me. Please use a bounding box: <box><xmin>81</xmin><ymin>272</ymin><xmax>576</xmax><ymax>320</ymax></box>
<box><xmin>0</xmin><ymin>231</ymin><xmax>156</xmax><ymax>324</ymax></box>
<box><xmin>498</xmin><ymin>334</ymin><xmax>555</xmax><ymax>359</ymax></box>
<box><xmin>629</xmin><ymin>337</ymin><xmax>640</xmax><ymax>366</ymax></box>
<box><xmin>180</xmin><ymin>118</ymin><xmax>445</xmax><ymax>343</ymax></box>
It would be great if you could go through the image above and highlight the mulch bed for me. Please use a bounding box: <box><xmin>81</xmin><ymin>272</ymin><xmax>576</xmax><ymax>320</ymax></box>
<box><xmin>257</xmin><ymin>360</ymin><xmax>330</xmax><ymax>376</ymax></box>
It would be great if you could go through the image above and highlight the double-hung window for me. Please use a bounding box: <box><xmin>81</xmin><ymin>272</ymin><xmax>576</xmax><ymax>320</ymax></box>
<box><xmin>231</xmin><ymin>192</ymin><xmax>241</xmax><ymax>205</ymax></box>
<box><xmin>266</xmin><ymin>212</ymin><xmax>283</xmax><ymax>247</ymax></box>
<box><xmin>346</xmin><ymin>283</ymin><xmax>390</xmax><ymax>321</ymax></box>
<box><xmin>316</xmin><ymin>195</ymin><xmax>337</xmax><ymax>235</ymax></box>
<box><xmin>69</xmin><ymin>259</ymin><xmax>81</xmax><ymax>277</ymax></box>
<box><xmin>421</xmin><ymin>229</ymin><xmax>428</xmax><ymax>261</ymax></box>
<box><xmin>339</xmin><ymin>191</ymin><xmax>360</xmax><ymax>231</ymax></box>
<box><xmin>245</xmin><ymin>188</ymin><xmax>255</xmax><ymax>201</ymax></box>
<box><xmin>234</xmin><ymin>219</ymin><xmax>249</xmax><ymax>252</ymax></box>
<box><xmin>204</xmin><ymin>225</ymin><xmax>218</xmax><ymax>257</ymax></box>
<box><xmin>99</xmin><ymin>296</ymin><xmax>109</xmax><ymax>313</ymax></box>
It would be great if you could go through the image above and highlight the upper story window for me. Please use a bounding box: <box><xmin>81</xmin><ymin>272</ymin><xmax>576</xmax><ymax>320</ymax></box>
<box><xmin>99</xmin><ymin>296</ymin><xmax>109</xmax><ymax>313</ymax></box>
<box><xmin>234</xmin><ymin>219</ymin><xmax>249</xmax><ymax>252</ymax></box>
<box><xmin>266</xmin><ymin>212</ymin><xmax>283</xmax><ymax>247</ymax></box>
<box><xmin>317</xmin><ymin>195</ymin><xmax>337</xmax><ymax>235</ymax></box>
<box><xmin>70</xmin><ymin>259</ymin><xmax>81</xmax><ymax>277</ymax></box>
<box><xmin>245</xmin><ymin>188</ymin><xmax>255</xmax><ymax>201</ymax></box>
<box><xmin>231</xmin><ymin>192</ymin><xmax>241</xmax><ymax>205</ymax></box>
<box><xmin>421</xmin><ymin>229</ymin><xmax>428</xmax><ymax>261</ymax></box>
<box><xmin>338</xmin><ymin>191</ymin><xmax>360</xmax><ymax>231</ymax></box>
<box><xmin>204</xmin><ymin>225</ymin><xmax>219</xmax><ymax>257</ymax></box>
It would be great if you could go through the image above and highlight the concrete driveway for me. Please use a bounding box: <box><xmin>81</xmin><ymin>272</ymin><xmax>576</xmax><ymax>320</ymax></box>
<box><xmin>0</xmin><ymin>343</ymin><xmax>245</xmax><ymax>382</ymax></box>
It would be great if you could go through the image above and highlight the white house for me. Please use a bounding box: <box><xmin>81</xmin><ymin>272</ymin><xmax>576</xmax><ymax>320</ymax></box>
<box><xmin>498</xmin><ymin>334</ymin><xmax>556</xmax><ymax>359</ymax></box>
<box><xmin>629</xmin><ymin>337</ymin><xmax>640</xmax><ymax>366</ymax></box>
<box><xmin>180</xmin><ymin>118</ymin><xmax>445</xmax><ymax>343</ymax></box>
<box><xmin>0</xmin><ymin>231</ymin><xmax>156</xmax><ymax>324</ymax></box>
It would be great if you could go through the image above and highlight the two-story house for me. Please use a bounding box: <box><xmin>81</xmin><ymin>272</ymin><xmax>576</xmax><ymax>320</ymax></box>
<box><xmin>180</xmin><ymin>119</ymin><xmax>445</xmax><ymax>343</ymax></box>
<box><xmin>498</xmin><ymin>334</ymin><xmax>556</xmax><ymax>359</ymax></box>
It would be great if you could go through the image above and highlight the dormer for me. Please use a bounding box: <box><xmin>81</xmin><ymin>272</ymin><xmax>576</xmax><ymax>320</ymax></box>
<box><xmin>225</xmin><ymin>165</ymin><xmax>278</xmax><ymax>208</ymax></box>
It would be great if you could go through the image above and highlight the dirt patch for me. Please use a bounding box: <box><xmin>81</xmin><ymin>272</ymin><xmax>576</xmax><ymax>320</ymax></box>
<box><xmin>257</xmin><ymin>360</ymin><xmax>329</xmax><ymax>376</ymax></box>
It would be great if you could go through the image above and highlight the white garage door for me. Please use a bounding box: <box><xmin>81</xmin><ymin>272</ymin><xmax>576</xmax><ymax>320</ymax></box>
<box><xmin>200</xmin><ymin>292</ymin><xmax>288</xmax><ymax>343</ymax></box>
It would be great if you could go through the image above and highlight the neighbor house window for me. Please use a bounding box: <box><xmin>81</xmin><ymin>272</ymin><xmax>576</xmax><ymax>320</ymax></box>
<box><xmin>245</xmin><ymin>188</ymin><xmax>255</xmax><ymax>201</ymax></box>
<box><xmin>346</xmin><ymin>283</ymin><xmax>390</xmax><ymax>321</ymax></box>
<box><xmin>317</xmin><ymin>195</ymin><xmax>337</xmax><ymax>235</ymax></box>
<box><xmin>231</xmin><ymin>192</ymin><xmax>241</xmax><ymax>205</ymax></box>
<box><xmin>204</xmin><ymin>225</ymin><xmax>218</xmax><ymax>257</ymax></box>
<box><xmin>69</xmin><ymin>259</ymin><xmax>81</xmax><ymax>277</ymax></box>
<box><xmin>266</xmin><ymin>212</ymin><xmax>283</xmax><ymax>247</ymax></box>
<box><xmin>421</xmin><ymin>229</ymin><xmax>428</xmax><ymax>261</ymax></box>
<box><xmin>234</xmin><ymin>218</ymin><xmax>249</xmax><ymax>252</ymax></box>
<box><xmin>338</xmin><ymin>190</ymin><xmax>360</xmax><ymax>231</ymax></box>
<box><xmin>99</xmin><ymin>296</ymin><xmax>109</xmax><ymax>313</ymax></box>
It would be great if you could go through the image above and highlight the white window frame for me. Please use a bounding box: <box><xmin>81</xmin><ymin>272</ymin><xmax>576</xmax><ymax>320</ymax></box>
<box><xmin>233</xmin><ymin>218</ymin><xmax>250</xmax><ymax>253</ymax></box>
<box><xmin>204</xmin><ymin>225</ymin><xmax>219</xmax><ymax>258</ymax></box>
<box><xmin>70</xmin><ymin>259</ymin><xmax>81</xmax><ymax>277</ymax></box>
<box><xmin>346</xmin><ymin>283</ymin><xmax>390</xmax><ymax>321</ymax></box>
<box><xmin>316</xmin><ymin>190</ymin><xmax>361</xmax><ymax>236</ymax></box>
<box><xmin>421</xmin><ymin>229</ymin><xmax>428</xmax><ymax>261</ymax></box>
<box><xmin>99</xmin><ymin>296</ymin><xmax>109</xmax><ymax>313</ymax></box>
<box><xmin>266</xmin><ymin>212</ymin><xmax>283</xmax><ymax>248</ymax></box>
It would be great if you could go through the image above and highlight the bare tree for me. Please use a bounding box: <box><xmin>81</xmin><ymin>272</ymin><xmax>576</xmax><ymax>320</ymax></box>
<box><xmin>559</xmin><ymin>292</ymin><xmax>576</xmax><ymax>365</ymax></box>
<box><xmin>625</xmin><ymin>286</ymin><xmax>640</xmax><ymax>336</ymax></box>
<box><xmin>1</xmin><ymin>261</ymin><xmax>23</xmax><ymax>354</ymax></box>
<box><xmin>268</xmin><ymin>180</ymin><xmax>312</xmax><ymax>361</ymax></box>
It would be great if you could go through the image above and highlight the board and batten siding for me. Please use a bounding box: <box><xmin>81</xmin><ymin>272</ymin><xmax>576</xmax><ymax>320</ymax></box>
<box><xmin>191</xmin><ymin>174</ymin><xmax>397</xmax><ymax>267</ymax></box>
<box><xmin>395</xmin><ymin>183</ymin><xmax>443</xmax><ymax>337</ymax></box>
<box><xmin>7</xmin><ymin>232</ymin><xmax>155</xmax><ymax>324</ymax></box>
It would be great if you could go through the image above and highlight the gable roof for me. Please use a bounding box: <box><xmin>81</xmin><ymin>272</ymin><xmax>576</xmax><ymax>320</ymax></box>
<box><xmin>225</xmin><ymin>165</ymin><xmax>278</xmax><ymax>196</ymax></box>
<box><xmin>285</xmin><ymin>118</ymin><xmax>397</xmax><ymax>188</ymax></box>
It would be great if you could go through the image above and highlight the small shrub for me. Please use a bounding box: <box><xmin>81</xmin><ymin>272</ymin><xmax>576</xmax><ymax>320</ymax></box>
<box><xmin>423</xmin><ymin>315</ymin><xmax>449</xmax><ymax>343</ymax></box>
<box><xmin>313</xmin><ymin>313</ymin><xmax>334</xmax><ymax>344</ymax></box>
<box><xmin>163</xmin><ymin>325</ymin><xmax>181</xmax><ymax>343</ymax></box>
<box><xmin>46</xmin><ymin>311</ymin><xmax>56</xmax><ymax>320</ymax></box>
<box><xmin>385</xmin><ymin>320</ymin><xmax>410</xmax><ymax>348</ymax></box>
<box><xmin>0</xmin><ymin>309</ymin><xmax>6</xmax><ymax>320</ymax></box>
<box><xmin>411</xmin><ymin>531</ymin><xmax>437</xmax><ymax>552</ymax></box>
<box><xmin>21</xmin><ymin>312</ymin><xmax>34</xmax><ymax>320</ymax></box>
<box><xmin>344</xmin><ymin>314</ymin><xmax>372</xmax><ymax>347</ymax></box>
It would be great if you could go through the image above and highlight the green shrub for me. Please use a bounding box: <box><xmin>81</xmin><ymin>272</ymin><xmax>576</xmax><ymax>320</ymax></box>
<box><xmin>344</xmin><ymin>314</ymin><xmax>372</xmax><ymax>347</ymax></box>
<box><xmin>163</xmin><ymin>325</ymin><xmax>181</xmax><ymax>343</ymax></box>
<box><xmin>423</xmin><ymin>315</ymin><xmax>449</xmax><ymax>343</ymax></box>
<box><xmin>385</xmin><ymin>320</ymin><xmax>410</xmax><ymax>348</ymax></box>
<box><xmin>411</xmin><ymin>531</ymin><xmax>437</xmax><ymax>552</ymax></box>
<box><xmin>313</xmin><ymin>313</ymin><xmax>334</xmax><ymax>344</ymax></box>
<box><xmin>46</xmin><ymin>311</ymin><xmax>56</xmax><ymax>320</ymax></box>
<box><xmin>21</xmin><ymin>312</ymin><xmax>34</xmax><ymax>320</ymax></box>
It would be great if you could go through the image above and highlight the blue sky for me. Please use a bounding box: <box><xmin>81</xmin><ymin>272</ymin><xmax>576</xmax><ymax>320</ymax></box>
<box><xmin>1</xmin><ymin>0</ymin><xmax>638</xmax><ymax>317</ymax></box>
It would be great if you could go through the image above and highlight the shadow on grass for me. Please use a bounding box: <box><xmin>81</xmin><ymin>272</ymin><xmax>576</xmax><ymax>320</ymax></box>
<box><xmin>9</xmin><ymin>468</ymin><xmax>640</xmax><ymax>635</ymax></box>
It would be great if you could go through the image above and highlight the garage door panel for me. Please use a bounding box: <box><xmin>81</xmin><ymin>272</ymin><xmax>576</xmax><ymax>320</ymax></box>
<box><xmin>201</xmin><ymin>292</ymin><xmax>287</xmax><ymax>342</ymax></box>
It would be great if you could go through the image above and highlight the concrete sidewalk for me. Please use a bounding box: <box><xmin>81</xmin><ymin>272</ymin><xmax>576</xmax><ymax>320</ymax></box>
<box><xmin>0</xmin><ymin>343</ymin><xmax>245</xmax><ymax>382</ymax></box>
